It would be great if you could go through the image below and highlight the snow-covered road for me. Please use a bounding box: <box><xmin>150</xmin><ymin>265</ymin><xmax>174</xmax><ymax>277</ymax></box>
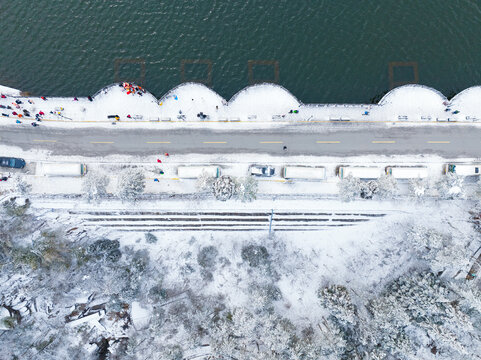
<box><xmin>1</xmin><ymin>124</ymin><xmax>481</xmax><ymax>157</ymax></box>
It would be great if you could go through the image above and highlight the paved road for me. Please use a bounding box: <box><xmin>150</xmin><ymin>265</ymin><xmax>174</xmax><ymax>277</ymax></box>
<box><xmin>1</xmin><ymin>125</ymin><xmax>481</xmax><ymax>157</ymax></box>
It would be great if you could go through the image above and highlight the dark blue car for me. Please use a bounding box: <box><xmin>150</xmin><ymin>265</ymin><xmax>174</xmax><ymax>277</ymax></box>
<box><xmin>0</xmin><ymin>157</ymin><xmax>26</xmax><ymax>169</ymax></box>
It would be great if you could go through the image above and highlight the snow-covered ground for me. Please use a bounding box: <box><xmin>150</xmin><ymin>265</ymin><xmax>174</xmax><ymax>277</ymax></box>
<box><xmin>1</xmin><ymin>82</ymin><xmax>481</xmax><ymax>130</ymax></box>
<box><xmin>0</xmin><ymin>141</ymin><xmax>478</xmax><ymax>197</ymax></box>
<box><xmin>1</xmin><ymin>192</ymin><xmax>480</xmax><ymax>359</ymax></box>
<box><xmin>0</xmin><ymin>84</ymin><xmax>21</xmax><ymax>96</ymax></box>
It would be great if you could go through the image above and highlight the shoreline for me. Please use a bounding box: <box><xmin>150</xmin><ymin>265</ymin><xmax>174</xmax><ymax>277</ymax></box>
<box><xmin>1</xmin><ymin>82</ymin><xmax>480</xmax><ymax>129</ymax></box>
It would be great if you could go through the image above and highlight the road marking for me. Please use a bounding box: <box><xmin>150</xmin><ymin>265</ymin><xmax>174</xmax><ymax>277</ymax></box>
<box><xmin>372</xmin><ymin>140</ymin><xmax>396</xmax><ymax>144</ymax></box>
<box><xmin>90</xmin><ymin>141</ymin><xmax>114</xmax><ymax>144</ymax></box>
<box><xmin>34</xmin><ymin>139</ymin><xmax>57</xmax><ymax>143</ymax></box>
<box><xmin>260</xmin><ymin>141</ymin><xmax>283</xmax><ymax>144</ymax></box>
<box><xmin>146</xmin><ymin>141</ymin><xmax>171</xmax><ymax>144</ymax></box>
<box><xmin>203</xmin><ymin>141</ymin><xmax>227</xmax><ymax>144</ymax></box>
<box><xmin>316</xmin><ymin>141</ymin><xmax>341</xmax><ymax>144</ymax></box>
<box><xmin>427</xmin><ymin>141</ymin><xmax>450</xmax><ymax>144</ymax></box>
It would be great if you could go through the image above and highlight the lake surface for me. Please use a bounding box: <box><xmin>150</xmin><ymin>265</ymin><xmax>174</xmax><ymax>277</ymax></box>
<box><xmin>1</xmin><ymin>0</ymin><xmax>480</xmax><ymax>103</ymax></box>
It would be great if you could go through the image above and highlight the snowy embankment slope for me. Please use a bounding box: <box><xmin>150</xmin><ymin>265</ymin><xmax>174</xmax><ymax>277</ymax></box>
<box><xmin>1</xmin><ymin>191</ymin><xmax>479</xmax><ymax>359</ymax></box>
<box><xmin>1</xmin><ymin>82</ymin><xmax>481</xmax><ymax>130</ymax></box>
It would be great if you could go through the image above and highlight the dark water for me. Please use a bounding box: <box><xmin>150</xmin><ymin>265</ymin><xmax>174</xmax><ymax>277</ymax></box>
<box><xmin>1</xmin><ymin>0</ymin><xmax>481</xmax><ymax>103</ymax></box>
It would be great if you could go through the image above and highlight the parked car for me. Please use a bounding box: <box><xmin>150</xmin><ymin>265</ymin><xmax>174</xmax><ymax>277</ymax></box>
<box><xmin>283</xmin><ymin>166</ymin><xmax>325</xmax><ymax>180</ymax></box>
<box><xmin>0</xmin><ymin>157</ymin><xmax>25</xmax><ymax>169</ymax></box>
<box><xmin>385</xmin><ymin>166</ymin><xmax>428</xmax><ymax>179</ymax></box>
<box><xmin>36</xmin><ymin>162</ymin><xmax>87</xmax><ymax>177</ymax></box>
<box><xmin>445</xmin><ymin>163</ymin><xmax>481</xmax><ymax>176</ymax></box>
<box><xmin>338</xmin><ymin>166</ymin><xmax>383</xmax><ymax>180</ymax></box>
<box><xmin>250</xmin><ymin>165</ymin><xmax>275</xmax><ymax>177</ymax></box>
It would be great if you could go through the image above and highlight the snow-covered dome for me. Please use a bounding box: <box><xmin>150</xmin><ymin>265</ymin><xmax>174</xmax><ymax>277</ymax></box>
<box><xmin>378</xmin><ymin>84</ymin><xmax>446</xmax><ymax>114</ymax></box>
<box><xmin>379</xmin><ymin>84</ymin><xmax>446</xmax><ymax>106</ymax></box>
<box><xmin>159</xmin><ymin>82</ymin><xmax>225</xmax><ymax>105</ymax></box>
<box><xmin>228</xmin><ymin>83</ymin><xmax>300</xmax><ymax>120</ymax></box>
<box><xmin>450</xmin><ymin>86</ymin><xmax>481</xmax><ymax>115</ymax></box>
<box><xmin>157</xmin><ymin>83</ymin><xmax>226</xmax><ymax>121</ymax></box>
<box><xmin>93</xmin><ymin>83</ymin><xmax>158</xmax><ymax>103</ymax></box>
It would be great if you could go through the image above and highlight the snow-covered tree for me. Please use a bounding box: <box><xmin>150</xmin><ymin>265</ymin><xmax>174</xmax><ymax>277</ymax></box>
<box><xmin>198</xmin><ymin>174</ymin><xmax>258</xmax><ymax>202</ymax></box>
<box><xmin>451</xmin><ymin>282</ymin><xmax>481</xmax><ymax>318</ymax></box>
<box><xmin>477</xmin><ymin>177</ymin><xmax>481</xmax><ymax>199</ymax></box>
<box><xmin>436</xmin><ymin>173</ymin><xmax>465</xmax><ymax>199</ymax></box>
<box><xmin>241</xmin><ymin>244</ymin><xmax>270</xmax><ymax>267</ymax></box>
<box><xmin>366</xmin><ymin>296</ymin><xmax>414</xmax><ymax>359</ymax></box>
<box><xmin>338</xmin><ymin>174</ymin><xmax>364</xmax><ymax>201</ymax></box>
<box><xmin>410</xmin><ymin>178</ymin><xmax>426</xmax><ymax>198</ymax></box>
<box><xmin>365</xmin><ymin>271</ymin><xmax>481</xmax><ymax>358</ymax></box>
<box><xmin>317</xmin><ymin>285</ymin><xmax>357</xmax><ymax>328</ymax></box>
<box><xmin>87</xmin><ymin>239</ymin><xmax>122</xmax><ymax>263</ymax></box>
<box><xmin>408</xmin><ymin>226</ymin><xmax>447</xmax><ymax>254</ymax></box>
<box><xmin>236</xmin><ymin>176</ymin><xmax>258</xmax><ymax>202</ymax></box>
<box><xmin>116</xmin><ymin>167</ymin><xmax>145</xmax><ymax>202</ymax></box>
<box><xmin>144</xmin><ymin>232</ymin><xmax>158</xmax><ymax>244</ymax></box>
<box><xmin>196</xmin><ymin>170</ymin><xmax>215</xmax><ymax>191</ymax></box>
<box><xmin>12</xmin><ymin>174</ymin><xmax>31</xmax><ymax>195</ymax></box>
<box><xmin>82</xmin><ymin>171</ymin><xmax>109</xmax><ymax>202</ymax></box>
<box><xmin>338</xmin><ymin>175</ymin><xmax>389</xmax><ymax>201</ymax></box>
<box><xmin>360</xmin><ymin>180</ymin><xmax>379</xmax><ymax>199</ymax></box>
<box><xmin>197</xmin><ymin>245</ymin><xmax>218</xmax><ymax>269</ymax></box>
<box><xmin>210</xmin><ymin>307</ymin><xmax>301</xmax><ymax>360</ymax></box>
<box><xmin>407</xmin><ymin>226</ymin><xmax>471</xmax><ymax>275</ymax></box>
<box><xmin>375</xmin><ymin>175</ymin><xmax>398</xmax><ymax>199</ymax></box>
<box><xmin>248</xmin><ymin>282</ymin><xmax>282</xmax><ymax>313</ymax></box>
<box><xmin>197</xmin><ymin>245</ymin><xmax>218</xmax><ymax>281</ymax></box>
<box><xmin>212</xmin><ymin>175</ymin><xmax>237</xmax><ymax>201</ymax></box>
<box><xmin>430</xmin><ymin>245</ymin><xmax>471</xmax><ymax>276</ymax></box>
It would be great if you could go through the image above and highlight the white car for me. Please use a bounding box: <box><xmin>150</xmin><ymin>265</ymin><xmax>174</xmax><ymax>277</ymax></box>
<box><xmin>250</xmin><ymin>165</ymin><xmax>275</xmax><ymax>177</ymax></box>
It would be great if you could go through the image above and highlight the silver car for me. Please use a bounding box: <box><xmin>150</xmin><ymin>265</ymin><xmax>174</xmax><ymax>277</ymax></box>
<box><xmin>250</xmin><ymin>165</ymin><xmax>275</xmax><ymax>177</ymax></box>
